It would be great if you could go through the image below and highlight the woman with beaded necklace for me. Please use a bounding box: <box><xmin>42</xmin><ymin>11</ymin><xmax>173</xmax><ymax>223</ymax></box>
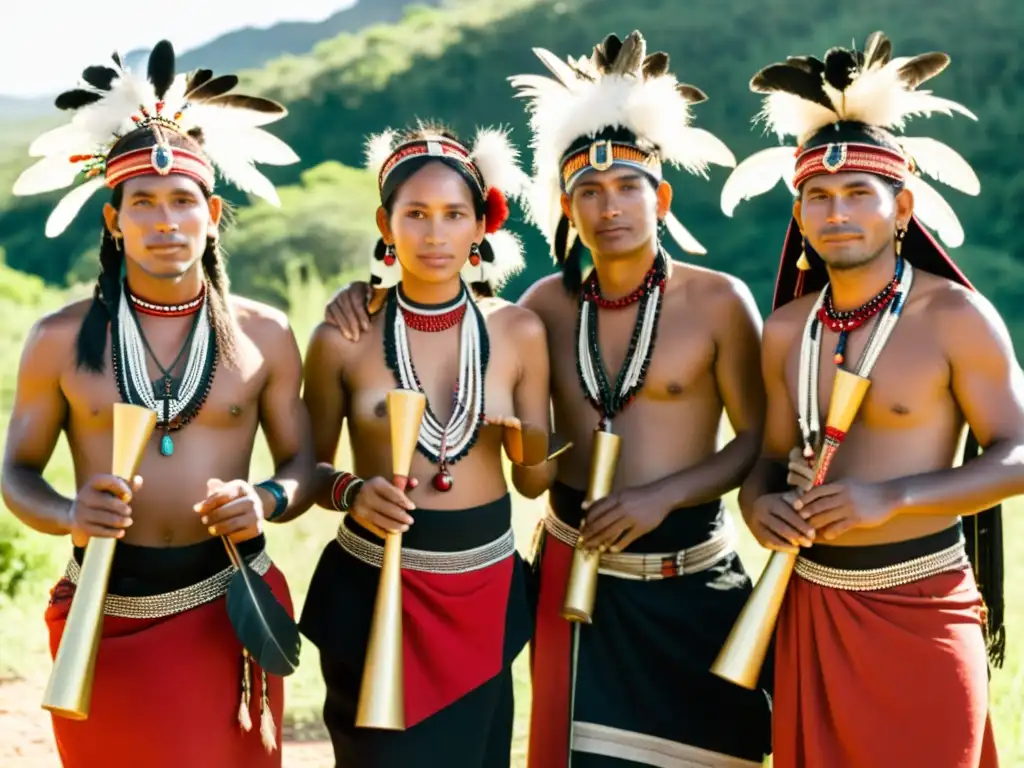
<box><xmin>297</xmin><ymin>123</ymin><xmax>556</xmax><ymax>766</ymax></box>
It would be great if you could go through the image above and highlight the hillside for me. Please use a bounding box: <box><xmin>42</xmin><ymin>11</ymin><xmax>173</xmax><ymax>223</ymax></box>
<box><xmin>1</xmin><ymin>0</ymin><xmax>1022</xmax><ymax>341</ymax></box>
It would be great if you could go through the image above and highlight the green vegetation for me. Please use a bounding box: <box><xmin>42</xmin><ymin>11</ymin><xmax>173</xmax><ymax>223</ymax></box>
<box><xmin>2</xmin><ymin>0</ymin><xmax>1020</xmax><ymax>344</ymax></box>
<box><xmin>0</xmin><ymin>1</ymin><xmax>1023</xmax><ymax>761</ymax></box>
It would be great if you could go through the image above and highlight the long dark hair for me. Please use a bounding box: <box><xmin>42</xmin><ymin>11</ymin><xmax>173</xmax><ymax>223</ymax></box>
<box><xmin>75</xmin><ymin>127</ymin><xmax>238</xmax><ymax>372</ymax></box>
<box><xmin>377</xmin><ymin>124</ymin><xmax>495</xmax><ymax>298</ymax></box>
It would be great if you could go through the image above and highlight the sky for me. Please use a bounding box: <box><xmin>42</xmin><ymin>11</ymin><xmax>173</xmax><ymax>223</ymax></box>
<box><xmin>0</xmin><ymin>0</ymin><xmax>355</xmax><ymax>97</ymax></box>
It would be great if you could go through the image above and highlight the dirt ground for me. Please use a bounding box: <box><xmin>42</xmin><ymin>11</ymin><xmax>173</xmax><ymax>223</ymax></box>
<box><xmin>0</xmin><ymin>673</ymin><xmax>336</xmax><ymax>767</ymax></box>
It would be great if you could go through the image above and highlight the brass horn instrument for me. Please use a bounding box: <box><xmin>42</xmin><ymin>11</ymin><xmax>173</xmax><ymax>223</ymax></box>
<box><xmin>711</xmin><ymin>368</ymin><xmax>871</xmax><ymax>689</ymax></box>
<box><xmin>355</xmin><ymin>389</ymin><xmax>426</xmax><ymax>730</ymax></box>
<box><xmin>561</xmin><ymin>427</ymin><xmax>621</xmax><ymax>623</ymax></box>
<box><xmin>42</xmin><ymin>403</ymin><xmax>156</xmax><ymax>719</ymax></box>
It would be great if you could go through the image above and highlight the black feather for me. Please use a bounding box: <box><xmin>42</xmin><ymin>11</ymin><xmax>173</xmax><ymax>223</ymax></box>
<box><xmin>111</xmin><ymin>52</ymin><xmax>123</xmax><ymax>68</ymax></box>
<box><xmin>81</xmin><ymin>66</ymin><xmax>118</xmax><ymax>91</ymax></box>
<box><xmin>205</xmin><ymin>94</ymin><xmax>287</xmax><ymax>115</ymax></box>
<box><xmin>822</xmin><ymin>48</ymin><xmax>863</xmax><ymax>91</ymax></box>
<box><xmin>55</xmin><ymin>89</ymin><xmax>103</xmax><ymax>111</ymax></box>
<box><xmin>226</xmin><ymin>560</ymin><xmax>301</xmax><ymax>677</ymax></box>
<box><xmin>675</xmin><ymin>83</ymin><xmax>707</xmax><ymax>104</ymax></box>
<box><xmin>185</xmin><ymin>74</ymin><xmax>239</xmax><ymax>102</ymax></box>
<box><xmin>862</xmin><ymin>31</ymin><xmax>892</xmax><ymax>69</ymax></box>
<box><xmin>642</xmin><ymin>52</ymin><xmax>670</xmax><ymax>79</ymax></box>
<box><xmin>185</xmin><ymin>68</ymin><xmax>214</xmax><ymax>95</ymax></box>
<box><xmin>751</xmin><ymin>63</ymin><xmax>835</xmax><ymax>113</ymax></box>
<box><xmin>146</xmin><ymin>40</ymin><xmax>177</xmax><ymax>100</ymax></box>
<box><xmin>785</xmin><ymin>56</ymin><xmax>825</xmax><ymax>77</ymax></box>
<box><xmin>897</xmin><ymin>52</ymin><xmax>950</xmax><ymax>89</ymax></box>
<box><xmin>598</xmin><ymin>34</ymin><xmax>622</xmax><ymax>70</ymax></box>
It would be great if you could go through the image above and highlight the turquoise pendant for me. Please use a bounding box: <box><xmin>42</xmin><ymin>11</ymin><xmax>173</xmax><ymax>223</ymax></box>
<box><xmin>160</xmin><ymin>434</ymin><xmax>174</xmax><ymax>456</ymax></box>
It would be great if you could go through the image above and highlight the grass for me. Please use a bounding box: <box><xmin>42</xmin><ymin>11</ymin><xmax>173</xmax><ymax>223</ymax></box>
<box><xmin>0</xmin><ymin>269</ymin><xmax>1022</xmax><ymax>765</ymax></box>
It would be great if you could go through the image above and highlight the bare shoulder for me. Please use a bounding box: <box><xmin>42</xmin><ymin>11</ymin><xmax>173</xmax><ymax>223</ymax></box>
<box><xmin>669</xmin><ymin>261</ymin><xmax>758</xmax><ymax>313</ymax></box>
<box><xmin>229</xmin><ymin>295</ymin><xmax>292</xmax><ymax>343</ymax></box>
<box><xmin>918</xmin><ymin>275</ymin><xmax>1015</xmax><ymax>358</ymax></box>
<box><xmin>763</xmin><ymin>293</ymin><xmax>817</xmax><ymax>352</ymax></box>
<box><xmin>516</xmin><ymin>272</ymin><xmax>574</xmax><ymax>320</ymax></box>
<box><xmin>484</xmin><ymin>300</ymin><xmax>547</xmax><ymax>348</ymax></box>
<box><xmin>22</xmin><ymin>298</ymin><xmax>93</xmax><ymax>360</ymax></box>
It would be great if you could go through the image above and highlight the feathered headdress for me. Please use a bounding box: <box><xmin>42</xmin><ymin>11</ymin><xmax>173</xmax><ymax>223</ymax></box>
<box><xmin>508</xmin><ymin>31</ymin><xmax>736</xmax><ymax>267</ymax></box>
<box><xmin>12</xmin><ymin>40</ymin><xmax>298</xmax><ymax>238</ymax></box>
<box><xmin>720</xmin><ymin>30</ymin><xmax>979</xmax><ymax>250</ymax></box>
<box><xmin>365</xmin><ymin>124</ymin><xmax>528</xmax><ymax>294</ymax></box>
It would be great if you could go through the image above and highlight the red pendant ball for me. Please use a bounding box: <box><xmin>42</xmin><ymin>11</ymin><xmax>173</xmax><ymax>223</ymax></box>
<box><xmin>383</xmin><ymin>254</ymin><xmax>396</xmax><ymax>266</ymax></box>
<box><xmin>432</xmin><ymin>471</ymin><xmax>453</xmax><ymax>492</ymax></box>
<box><xmin>834</xmin><ymin>353</ymin><xmax>844</xmax><ymax>365</ymax></box>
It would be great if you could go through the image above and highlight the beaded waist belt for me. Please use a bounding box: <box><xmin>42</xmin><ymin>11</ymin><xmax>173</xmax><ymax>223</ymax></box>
<box><xmin>336</xmin><ymin>522</ymin><xmax>516</xmax><ymax>574</ymax></box>
<box><xmin>543</xmin><ymin>513</ymin><xmax>735</xmax><ymax>581</ymax></box>
<box><xmin>62</xmin><ymin>550</ymin><xmax>272</xmax><ymax>620</ymax></box>
<box><xmin>794</xmin><ymin>540</ymin><xmax>970</xmax><ymax>591</ymax></box>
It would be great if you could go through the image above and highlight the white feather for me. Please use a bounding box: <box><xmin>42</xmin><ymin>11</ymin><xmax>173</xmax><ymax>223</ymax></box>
<box><xmin>364</xmin><ymin>131</ymin><xmax>398</xmax><ymax>179</ymax></box>
<box><xmin>28</xmin><ymin>123</ymin><xmax>96</xmax><ymax>158</ymax></box>
<box><xmin>70</xmin><ymin>67</ymin><xmax>156</xmax><ymax>146</ymax></box>
<box><xmin>200</xmin><ymin>130</ymin><xmax>281</xmax><ymax>205</ymax></box>
<box><xmin>44</xmin><ymin>177</ymin><xmax>105</xmax><ymax>238</ymax></box>
<box><xmin>469</xmin><ymin>127</ymin><xmax>528</xmax><ymax>197</ymax></box>
<box><xmin>899</xmin><ymin>137</ymin><xmax>980</xmax><ymax>196</ymax></box>
<box><xmin>532</xmin><ymin>48</ymin><xmax>587</xmax><ymax>90</ymax></box>
<box><xmin>13</xmin><ymin>155</ymin><xmax>83</xmax><ymax>196</ymax></box>
<box><xmin>663</xmin><ymin>212</ymin><xmax>706</xmax><ymax>255</ymax></box>
<box><xmin>905</xmin><ymin>174</ymin><xmax>965</xmax><ymax>247</ymax></box>
<box><xmin>719</xmin><ymin>146</ymin><xmax>797</xmax><ymax>216</ymax></box>
<box><xmin>758</xmin><ymin>92</ymin><xmax>839</xmax><ymax>144</ymax></box>
<box><xmin>480</xmin><ymin>230</ymin><xmax>525</xmax><ymax>291</ymax></box>
<box><xmin>237</xmin><ymin>127</ymin><xmax>300</xmax><ymax>166</ymax></box>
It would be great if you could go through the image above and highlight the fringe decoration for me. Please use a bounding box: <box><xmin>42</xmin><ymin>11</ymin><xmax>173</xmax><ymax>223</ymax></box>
<box><xmin>260</xmin><ymin>668</ymin><xmax>277</xmax><ymax>753</ymax></box>
<box><xmin>238</xmin><ymin>649</ymin><xmax>253</xmax><ymax>732</ymax></box>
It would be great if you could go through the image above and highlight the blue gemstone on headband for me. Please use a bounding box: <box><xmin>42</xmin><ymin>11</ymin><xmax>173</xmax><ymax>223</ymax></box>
<box><xmin>151</xmin><ymin>145</ymin><xmax>174</xmax><ymax>175</ymax></box>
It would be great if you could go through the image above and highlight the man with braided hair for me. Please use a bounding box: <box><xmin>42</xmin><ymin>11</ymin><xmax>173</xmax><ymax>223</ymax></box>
<box><xmin>2</xmin><ymin>41</ymin><xmax>314</xmax><ymax>767</ymax></box>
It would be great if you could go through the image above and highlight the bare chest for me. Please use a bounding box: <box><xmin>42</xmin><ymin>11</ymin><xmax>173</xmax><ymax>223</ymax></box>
<box><xmin>346</xmin><ymin>327</ymin><xmax>519</xmax><ymax>441</ymax></box>
<box><xmin>548</xmin><ymin>300</ymin><xmax>716</xmax><ymax>407</ymax></box>
<box><xmin>784</xmin><ymin>317</ymin><xmax>951</xmax><ymax>430</ymax></box>
<box><xmin>62</xmin><ymin>333</ymin><xmax>266</xmax><ymax>433</ymax></box>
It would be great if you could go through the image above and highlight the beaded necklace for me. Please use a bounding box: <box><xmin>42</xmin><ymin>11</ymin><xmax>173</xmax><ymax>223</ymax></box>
<box><xmin>383</xmin><ymin>282</ymin><xmax>489</xmax><ymax>491</ymax></box>
<box><xmin>575</xmin><ymin>251</ymin><xmax>666</xmax><ymax>430</ymax></box>
<box><xmin>797</xmin><ymin>259</ymin><xmax>913</xmax><ymax>461</ymax></box>
<box><xmin>111</xmin><ymin>281</ymin><xmax>218</xmax><ymax>457</ymax></box>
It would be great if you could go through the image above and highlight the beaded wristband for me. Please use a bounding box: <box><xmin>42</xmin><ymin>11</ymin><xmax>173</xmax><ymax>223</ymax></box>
<box><xmin>331</xmin><ymin>471</ymin><xmax>364</xmax><ymax>512</ymax></box>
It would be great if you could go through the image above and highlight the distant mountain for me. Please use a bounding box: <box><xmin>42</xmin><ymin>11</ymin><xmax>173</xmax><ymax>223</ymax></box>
<box><xmin>0</xmin><ymin>95</ymin><xmax>58</xmax><ymax>122</ymax></box>
<box><xmin>0</xmin><ymin>0</ymin><xmax>443</xmax><ymax>122</ymax></box>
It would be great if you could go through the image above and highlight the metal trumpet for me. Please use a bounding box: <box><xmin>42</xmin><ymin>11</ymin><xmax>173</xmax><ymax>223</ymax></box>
<box><xmin>711</xmin><ymin>369</ymin><xmax>871</xmax><ymax>689</ymax></box>
<box><xmin>42</xmin><ymin>403</ymin><xmax>156</xmax><ymax>719</ymax></box>
<box><xmin>355</xmin><ymin>389</ymin><xmax>426</xmax><ymax>730</ymax></box>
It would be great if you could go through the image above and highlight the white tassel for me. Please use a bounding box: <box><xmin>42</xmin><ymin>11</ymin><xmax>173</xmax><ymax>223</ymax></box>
<box><xmin>260</xmin><ymin>669</ymin><xmax>277</xmax><ymax>754</ymax></box>
<box><xmin>238</xmin><ymin>650</ymin><xmax>253</xmax><ymax>732</ymax></box>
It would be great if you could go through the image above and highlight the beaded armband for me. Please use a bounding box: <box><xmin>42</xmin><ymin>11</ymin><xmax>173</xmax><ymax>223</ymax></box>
<box><xmin>331</xmin><ymin>471</ymin><xmax>364</xmax><ymax>512</ymax></box>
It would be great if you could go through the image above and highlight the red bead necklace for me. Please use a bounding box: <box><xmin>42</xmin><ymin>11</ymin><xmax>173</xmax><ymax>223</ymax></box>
<box><xmin>127</xmin><ymin>284</ymin><xmax>206</xmax><ymax>317</ymax></box>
